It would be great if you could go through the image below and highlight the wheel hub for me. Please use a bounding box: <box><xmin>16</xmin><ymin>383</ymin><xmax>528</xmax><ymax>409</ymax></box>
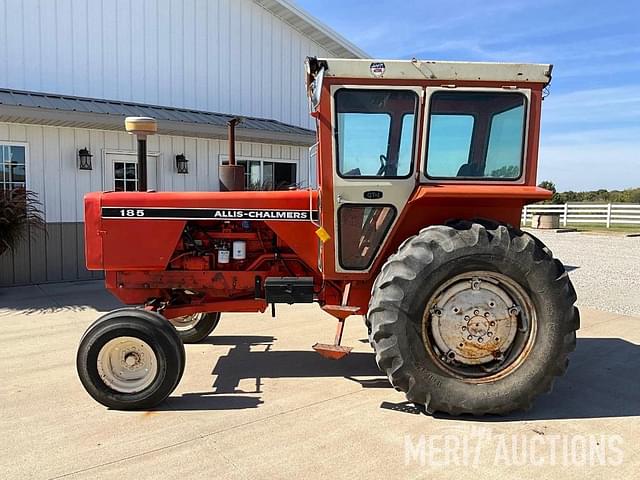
<box><xmin>97</xmin><ymin>337</ymin><xmax>158</xmax><ymax>393</ymax></box>
<box><xmin>169</xmin><ymin>313</ymin><xmax>201</xmax><ymax>331</ymax></box>
<box><xmin>429</xmin><ymin>276</ymin><xmax>520</xmax><ymax>366</ymax></box>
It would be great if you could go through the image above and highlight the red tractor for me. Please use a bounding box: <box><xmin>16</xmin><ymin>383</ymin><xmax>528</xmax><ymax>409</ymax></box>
<box><xmin>77</xmin><ymin>57</ymin><xmax>578</xmax><ymax>415</ymax></box>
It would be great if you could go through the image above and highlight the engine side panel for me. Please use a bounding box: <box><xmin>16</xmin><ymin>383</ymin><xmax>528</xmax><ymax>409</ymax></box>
<box><xmin>84</xmin><ymin>189</ymin><xmax>325</xmax><ymax>312</ymax></box>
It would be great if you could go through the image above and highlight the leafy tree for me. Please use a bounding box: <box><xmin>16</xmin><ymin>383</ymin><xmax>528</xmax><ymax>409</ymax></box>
<box><xmin>537</xmin><ymin>180</ymin><xmax>561</xmax><ymax>203</ymax></box>
<box><xmin>490</xmin><ymin>165</ymin><xmax>520</xmax><ymax>178</ymax></box>
<box><xmin>534</xmin><ymin>182</ymin><xmax>640</xmax><ymax>204</ymax></box>
<box><xmin>629</xmin><ymin>189</ymin><xmax>640</xmax><ymax>203</ymax></box>
<box><xmin>537</xmin><ymin>180</ymin><xmax>556</xmax><ymax>194</ymax></box>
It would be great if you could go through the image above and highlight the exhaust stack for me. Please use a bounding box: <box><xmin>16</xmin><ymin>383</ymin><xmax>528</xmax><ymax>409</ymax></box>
<box><xmin>125</xmin><ymin>117</ymin><xmax>157</xmax><ymax>192</ymax></box>
<box><xmin>219</xmin><ymin>117</ymin><xmax>245</xmax><ymax>191</ymax></box>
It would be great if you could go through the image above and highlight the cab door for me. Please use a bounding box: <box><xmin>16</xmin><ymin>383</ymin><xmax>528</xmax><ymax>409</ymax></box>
<box><xmin>327</xmin><ymin>86</ymin><xmax>422</xmax><ymax>274</ymax></box>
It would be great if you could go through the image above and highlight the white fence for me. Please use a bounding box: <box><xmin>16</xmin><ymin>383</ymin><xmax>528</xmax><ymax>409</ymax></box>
<box><xmin>522</xmin><ymin>203</ymin><xmax>640</xmax><ymax>228</ymax></box>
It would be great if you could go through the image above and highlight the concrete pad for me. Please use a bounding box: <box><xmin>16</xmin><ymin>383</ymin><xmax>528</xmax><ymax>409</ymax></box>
<box><xmin>1</xmin><ymin>284</ymin><xmax>639</xmax><ymax>479</ymax></box>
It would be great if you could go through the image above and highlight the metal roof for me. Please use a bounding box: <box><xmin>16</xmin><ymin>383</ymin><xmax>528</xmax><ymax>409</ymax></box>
<box><xmin>253</xmin><ymin>0</ymin><xmax>368</xmax><ymax>59</ymax></box>
<box><xmin>0</xmin><ymin>88</ymin><xmax>316</xmax><ymax>146</ymax></box>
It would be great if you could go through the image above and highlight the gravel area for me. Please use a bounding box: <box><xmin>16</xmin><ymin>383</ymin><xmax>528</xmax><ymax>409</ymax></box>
<box><xmin>526</xmin><ymin>230</ymin><xmax>640</xmax><ymax>316</ymax></box>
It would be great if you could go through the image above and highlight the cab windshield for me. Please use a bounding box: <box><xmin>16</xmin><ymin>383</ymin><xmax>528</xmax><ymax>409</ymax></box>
<box><xmin>334</xmin><ymin>89</ymin><xmax>418</xmax><ymax>178</ymax></box>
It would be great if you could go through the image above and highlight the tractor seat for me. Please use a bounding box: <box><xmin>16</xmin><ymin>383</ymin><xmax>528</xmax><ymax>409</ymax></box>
<box><xmin>457</xmin><ymin>163</ymin><xmax>483</xmax><ymax>177</ymax></box>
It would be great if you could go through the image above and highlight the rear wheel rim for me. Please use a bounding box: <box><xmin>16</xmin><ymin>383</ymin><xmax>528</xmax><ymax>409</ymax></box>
<box><xmin>169</xmin><ymin>313</ymin><xmax>203</xmax><ymax>331</ymax></box>
<box><xmin>97</xmin><ymin>336</ymin><xmax>158</xmax><ymax>393</ymax></box>
<box><xmin>422</xmin><ymin>271</ymin><xmax>536</xmax><ymax>383</ymax></box>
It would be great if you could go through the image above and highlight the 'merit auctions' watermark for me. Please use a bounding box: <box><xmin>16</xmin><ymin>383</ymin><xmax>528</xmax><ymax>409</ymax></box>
<box><xmin>405</xmin><ymin>427</ymin><xmax>624</xmax><ymax>467</ymax></box>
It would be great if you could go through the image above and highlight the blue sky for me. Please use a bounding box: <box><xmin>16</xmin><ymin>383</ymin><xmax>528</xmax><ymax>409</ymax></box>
<box><xmin>296</xmin><ymin>0</ymin><xmax>640</xmax><ymax>191</ymax></box>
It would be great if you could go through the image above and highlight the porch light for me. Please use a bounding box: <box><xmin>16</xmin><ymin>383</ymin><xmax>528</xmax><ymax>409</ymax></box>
<box><xmin>78</xmin><ymin>148</ymin><xmax>93</xmax><ymax>170</ymax></box>
<box><xmin>176</xmin><ymin>154</ymin><xmax>189</xmax><ymax>174</ymax></box>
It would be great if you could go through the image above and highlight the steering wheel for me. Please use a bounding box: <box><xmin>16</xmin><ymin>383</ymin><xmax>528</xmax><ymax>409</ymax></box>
<box><xmin>376</xmin><ymin>154</ymin><xmax>388</xmax><ymax>176</ymax></box>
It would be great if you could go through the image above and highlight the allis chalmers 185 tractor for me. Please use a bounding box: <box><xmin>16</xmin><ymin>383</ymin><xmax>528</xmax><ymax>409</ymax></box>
<box><xmin>77</xmin><ymin>57</ymin><xmax>579</xmax><ymax>415</ymax></box>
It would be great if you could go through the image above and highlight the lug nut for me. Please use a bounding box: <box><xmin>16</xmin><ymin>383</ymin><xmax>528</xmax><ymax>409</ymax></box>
<box><xmin>462</xmin><ymin>326</ymin><xmax>467</xmax><ymax>331</ymax></box>
<box><xmin>487</xmin><ymin>332</ymin><xmax>493</xmax><ymax>337</ymax></box>
<box><xmin>484</xmin><ymin>312</ymin><xmax>490</xmax><ymax>317</ymax></box>
<box><xmin>464</xmin><ymin>315</ymin><xmax>470</xmax><ymax>321</ymax></box>
<box><xmin>490</xmin><ymin>321</ymin><xmax>496</xmax><ymax>326</ymax></box>
<box><xmin>474</xmin><ymin>310</ymin><xmax>479</xmax><ymax>315</ymax></box>
<box><xmin>478</xmin><ymin>337</ymin><xmax>484</xmax><ymax>343</ymax></box>
<box><xmin>467</xmin><ymin>335</ymin><xmax>473</xmax><ymax>340</ymax></box>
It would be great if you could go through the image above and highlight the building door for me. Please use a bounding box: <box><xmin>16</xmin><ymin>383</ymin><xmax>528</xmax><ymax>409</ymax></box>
<box><xmin>104</xmin><ymin>152</ymin><xmax>158</xmax><ymax>191</ymax></box>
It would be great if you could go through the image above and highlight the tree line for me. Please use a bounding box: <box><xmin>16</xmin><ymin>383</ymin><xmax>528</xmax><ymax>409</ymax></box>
<box><xmin>538</xmin><ymin>181</ymin><xmax>640</xmax><ymax>204</ymax></box>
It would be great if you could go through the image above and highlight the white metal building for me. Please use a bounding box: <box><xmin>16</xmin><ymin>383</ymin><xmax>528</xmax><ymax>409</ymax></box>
<box><xmin>0</xmin><ymin>0</ymin><xmax>365</xmax><ymax>286</ymax></box>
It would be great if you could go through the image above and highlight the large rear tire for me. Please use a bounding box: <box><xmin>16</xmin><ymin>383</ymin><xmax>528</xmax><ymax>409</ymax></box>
<box><xmin>77</xmin><ymin>308</ymin><xmax>185</xmax><ymax>410</ymax></box>
<box><xmin>368</xmin><ymin>220</ymin><xmax>579</xmax><ymax>415</ymax></box>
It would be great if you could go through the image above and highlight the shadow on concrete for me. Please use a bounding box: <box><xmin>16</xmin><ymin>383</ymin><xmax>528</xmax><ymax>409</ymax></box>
<box><xmin>0</xmin><ymin>281</ymin><xmax>121</xmax><ymax>316</ymax></box>
<box><xmin>433</xmin><ymin>337</ymin><xmax>640</xmax><ymax>421</ymax></box>
<box><xmin>380</xmin><ymin>401</ymin><xmax>426</xmax><ymax>415</ymax></box>
<box><xmin>165</xmin><ymin>334</ymin><xmax>640</xmax><ymax>420</ymax></box>
<box><xmin>564</xmin><ymin>265</ymin><xmax>579</xmax><ymax>273</ymax></box>
<box><xmin>154</xmin><ymin>334</ymin><xmax>387</xmax><ymax>411</ymax></box>
<box><xmin>210</xmin><ymin>346</ymin><xmax>382</xmax><ymax>394</ymax></box>
<box><xmin>160</xmin><ymin>394</ymin><xmax>264</xmax><ymax>411</ymax></box>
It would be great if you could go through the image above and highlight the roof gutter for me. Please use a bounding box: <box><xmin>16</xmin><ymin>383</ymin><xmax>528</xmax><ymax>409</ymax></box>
<box><xmin>255</xmin><ymin>0</ymin><xmax>368</xmax><ymax>59</ymax></box>
<box><xmin>0</xmin><ymin>105</ymin><xmax>316</xmax><ymax>146</ymax></box>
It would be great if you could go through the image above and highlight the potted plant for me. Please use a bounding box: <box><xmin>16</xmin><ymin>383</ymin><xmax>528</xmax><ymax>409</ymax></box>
<box><xmin>0</xmin><ymin>188</ymin><xmax>45</xmax><ymax>257</ymax></box>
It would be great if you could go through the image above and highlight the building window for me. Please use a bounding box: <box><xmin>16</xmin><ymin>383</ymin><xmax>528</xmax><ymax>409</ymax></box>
<box><xmin>0</xmin><ymin>144</ymin><xmax>26</xmax><ymax>190</ymax></box>
<box><xmin>114</xmin><ymin>161</ymin><xmax>138</xmax><ymax>191</ymax></box>
<box><xmin>222</xmin><ymin>157</ymin><xmax>298</xmax><ymax>190</ymax></box>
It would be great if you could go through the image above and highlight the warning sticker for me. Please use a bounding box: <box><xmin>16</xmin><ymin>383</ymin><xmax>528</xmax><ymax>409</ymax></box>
<box><xmin>369</xmin><ymin>62</ymin><xmax>386</xmax><ymax>77</ymax></box>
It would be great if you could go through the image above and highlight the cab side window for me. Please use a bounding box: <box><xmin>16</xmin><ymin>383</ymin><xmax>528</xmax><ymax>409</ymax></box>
<box><xmin>425</xmin><ymin>92</ymin><xmax>527</xmax><ymax>180</ymax></box>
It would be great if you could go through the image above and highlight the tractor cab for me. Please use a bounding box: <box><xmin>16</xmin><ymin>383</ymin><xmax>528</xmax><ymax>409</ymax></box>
<box><xmin>305</xmin><ymin>57</ymin><xmax>551</xmax><ymax>280</ymax></box>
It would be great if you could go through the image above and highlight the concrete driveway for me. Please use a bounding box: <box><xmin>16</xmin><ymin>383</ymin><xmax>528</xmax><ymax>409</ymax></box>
<box><xmin>1</xmin><ymin>281</ymin><xmax>639</xmax><ymax>479</ymax></box>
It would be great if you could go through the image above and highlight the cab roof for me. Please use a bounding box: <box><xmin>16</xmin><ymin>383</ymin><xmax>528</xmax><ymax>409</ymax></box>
<box><xmin>320</xmin><ymin>58</ymin><xmax>553</xmax><ymax>85</ymax></box>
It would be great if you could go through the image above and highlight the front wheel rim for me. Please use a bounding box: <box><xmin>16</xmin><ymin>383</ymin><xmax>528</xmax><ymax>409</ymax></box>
<box><xmin>97</xmin><ymin>336</ymin><xmax>158</xmax><ymax>393</ymax></box>
<box><xmin>422</xmin><ymin>271</ymin><xmax>537</xmax><ymax>383</ymax></box>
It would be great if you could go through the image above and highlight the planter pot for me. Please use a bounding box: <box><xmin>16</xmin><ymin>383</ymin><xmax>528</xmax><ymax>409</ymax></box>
<box><xmin>531</xmin><ymin>213</ymin><xmax>560</xmax><ymax>229</ymax></box>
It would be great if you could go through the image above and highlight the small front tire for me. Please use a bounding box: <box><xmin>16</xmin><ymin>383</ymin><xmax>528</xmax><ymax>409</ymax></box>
<box><xmin>77</xmin><ymin>308</ymin><xmax>185</xmax><ymax>410</ymax></box>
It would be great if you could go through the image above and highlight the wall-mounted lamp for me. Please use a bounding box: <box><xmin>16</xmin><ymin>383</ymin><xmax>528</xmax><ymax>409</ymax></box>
<box><xmin>78</xmin><ymin>148</ymin><xmax>93</xmax><ymax>170</ymax></box>
<box><xmin>176</xmin><ymin>153</ymin><xmax>189</xmax><ymax>174</ymax></box>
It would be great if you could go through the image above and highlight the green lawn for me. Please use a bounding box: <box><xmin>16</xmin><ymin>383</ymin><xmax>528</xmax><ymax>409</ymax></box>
<box><xmin>564</xmin><ymin>224</ymin><xmax>639</xmax><ymax>235</ymax></box>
